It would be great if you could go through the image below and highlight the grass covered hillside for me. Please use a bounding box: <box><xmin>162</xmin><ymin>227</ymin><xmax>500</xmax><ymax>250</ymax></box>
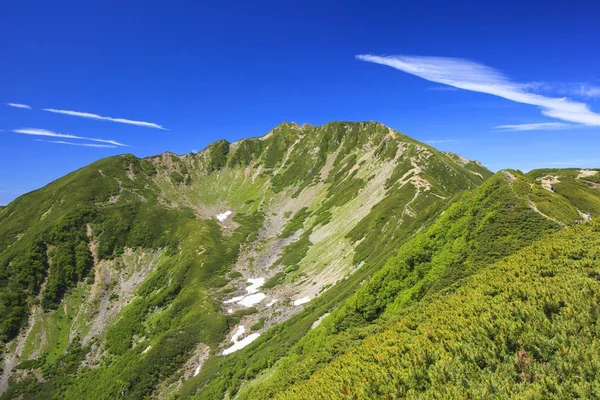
<box><xmin>233</xmin><ymin>169</ymin><xmax>600</xmax><ymax>399</ymax></box>
<box><xmin>0</xmin><ymin>121</ymin><xmax>492</xmax><ymax>399</ymax></box>
<box><xmin>526</xmin><ymin>168</ymin><xmax>600</xmax><ymax>222</ymax></box>
<box><xmin>268</xmin><ymin>220</ymin><xmax>600</xmax><ymax>399</ymax></box>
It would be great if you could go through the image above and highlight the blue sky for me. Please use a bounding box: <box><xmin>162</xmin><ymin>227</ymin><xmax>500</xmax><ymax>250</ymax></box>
<box><xmin>1</xmin><ymin>0</ymin><xmax>600</xmax><ymax>204</ymax></box>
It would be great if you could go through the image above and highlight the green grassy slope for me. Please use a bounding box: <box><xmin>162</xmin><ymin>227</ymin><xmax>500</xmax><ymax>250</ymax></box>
<box><xmin>0</xmin><ymin>156</ymin><xmax>264</xmax><ymax>399</ymax></box>
<box><xmin>234</xmin><ymin>170</ymin><xmax>600</xmax><ymax>399</ymax></box>
<box><xmin>272</xmin><ymin>220</ymin><xmax>600</xmax><ymax>399</ymax></box>
<box><xmin>0</xmin><ymin>155</ymin><xmax>170</xmax><ymax>343</ymax></box>
<box><xmin>526</xmin><ymin>168</ymin><xmax>600</xmax><ymax>220</ymax></box>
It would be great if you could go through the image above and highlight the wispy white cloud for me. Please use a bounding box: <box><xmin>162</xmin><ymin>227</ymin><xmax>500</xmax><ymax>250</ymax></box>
<box><xmin>356</xmin><ymin>54</ymin><xmax>600</xmax><ymax>127</ymax></box>
<box><xmin>561</xmin><ymin>84</ymin><xmax>600</xmax><ymax>99</ymax></box>
<box><xmin>11</xmin><ymin>128</ymin><xmax>127</xmax><ymax>147</ymax></box>
<box><xmin>578</xmin><ymin>86</ymin><xmax>600</xmax><ymax>98</ymax></box>
<box><xmin>426</xmin><ymin>139</ymin><xmax>457</xmax><ymax>144</ymax></box>
<box><xmin>528</xmin><ymin>82</ymin><xmax>600</xmax><ymax>99</ymax></box>
<box><xmin>35</xmin><ymin>140</ymin><xmax>117</xmax><ymax>148</ymax></box>
<box><xmin>5</xmin><ymin>103</ymin><xmax>32</xmax><ymax>109</ymax></box>
<box><xmin>43</xmin><ymin>108</ymin><xmax>166</xmax><ymax>129</ymax></box>
<box><xmin>495</xmin><ymin>122</ymin><xmax>573</xmax><ymax>131</ymax></box>
<box><xmin>426</xmin><ymin>86</ymin><xmax>459</xmax><ymax>92</ymax></box>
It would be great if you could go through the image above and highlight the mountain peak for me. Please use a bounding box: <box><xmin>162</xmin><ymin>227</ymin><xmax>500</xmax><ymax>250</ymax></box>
<box><xmin>3</xmin><ymin>119</ymin><xmax>571</xmax><ymax>400</ymax></box>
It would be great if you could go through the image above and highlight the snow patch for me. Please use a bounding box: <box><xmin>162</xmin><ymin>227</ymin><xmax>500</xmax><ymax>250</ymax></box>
<box><xmin>216</xmin><ymin>210</ymin><xmax>233</xmax><ymax>222</ymax></box>
<box><xmin>222</xmin><ymin>325</ymin><xmax>260</xmax><ymax>355</ymax></box>
<box><xmin>142</xmin><ymin>345</ymin><xmax>152</xmax><ymax>354</ymax></box>
<box><xmin>231</xmin><ymin>325</ymin><xmax>246</xmax><ymax>342</ymax></box>
<box><xmin>294</xmin><ymin>297</ymin><xmax>311</xmax><ymax>306</ymax></box>
<box><xmin>238</xmin><ymin>292</ymin><xmax>266</xmax><ymax>307</ymax></box>
<box><xmin>266</xmin><ymin>299</ymin><xmax>277</xmax><ymax>307</ymax></box>
<box><xmin>194</xmin><ymin>364</ymin><xmax>202</xmax><ymax>376</ymax></box>
<box><xmin>246</xmin><ymin>277</ymin><xmax>265</xmax><ymax>294</ymax></box>
<box><xmin>224</xmin><ymin>295</ymin><xmax>245</xmax><ymax>304</ymax></box>
<box><xmin>224</xmin><ymin>278</ymin><xmax>267</xmax><ymax>307</ymax></box>
<box><xmin>223</xmin><ymin>334</ymin><xmax>260</xmax><ymax>355</ymax></box>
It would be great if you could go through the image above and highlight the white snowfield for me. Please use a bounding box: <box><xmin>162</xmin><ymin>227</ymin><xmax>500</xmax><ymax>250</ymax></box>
<box><xmin>223</xmin><ymin>278</ymin><xmax>267</xmax><ymax>307</ymax></box>
<box><xmin>238</xmin><ymin>292</ymin><xmax>266</xmax><ymax>307</ymax></box>
<box><xmin>216</xmin><ymin>210</ymin><xmax>233</xmax><ymax>222</ymax></box>
<box><xmin>222</xmin><ymin>325</ymin><xmax>260</xmax><ymax>355</ymax></box>
<box><xmin>294</xmin><ymin>297</ymin><xmax>311</xmax><ymax>306</ymax></box>
<box><xmin>246</xmin><ymin>277</ymin><xmax>265</xmax><ymax>294</ymax></box>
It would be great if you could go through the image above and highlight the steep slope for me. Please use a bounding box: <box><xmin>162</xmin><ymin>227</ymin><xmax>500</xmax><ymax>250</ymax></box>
<box><xmin>0</xmin><ymin>122</ymin><xmax>490</xmax><ymax>399</ymax></box>
<box><xmin>234</xmin><ymin>169</ymin><xmax>600</xmax><ymax>399</ymax></box>
<box><xmin>266</xmin><ymin>220</ymin><xmax>600</xmax><ymax>399</ymax></box>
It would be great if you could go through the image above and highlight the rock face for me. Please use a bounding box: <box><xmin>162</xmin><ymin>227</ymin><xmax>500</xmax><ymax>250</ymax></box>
<box><xmin>0</xmin><ymin>120</ymin><xmax>520</xmax><ymax>399</ymax></box>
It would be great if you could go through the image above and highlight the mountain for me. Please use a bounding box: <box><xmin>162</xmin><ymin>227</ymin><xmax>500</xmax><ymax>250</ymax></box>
<box><xmin>0</xmin><ymin>121</ymin><xmax>492</xmax><ymax>399</ymax></box>
<box><xmin>0</xmin><ymin>122</ymin><xmax>598</xmax><ymax>399</ymax></box>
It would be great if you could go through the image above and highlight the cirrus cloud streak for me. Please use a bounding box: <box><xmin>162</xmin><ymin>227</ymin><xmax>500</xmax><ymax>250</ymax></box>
<box><xmin>357</xmin><ymin>54</ymin><xmax>600</xmax><ymax>127</ymax></box>
<box><xmin>495</xmin><ymin>122</ymin><xmax>573</xmax><ymax>131</ymax></box>
<box><xmin>5</xmin><ymin>103</ymin><xmax>32</xmax><ymax>109</ymax></box>
<box><xmin>34</xmin><ymin>140</ymin><xmax>117</xmax><ymax>148</ymax></box>
<box><xmin>11</xmin><ymin>128</ymin><xmax>127</xmax><ymax>147</ymax></box>
<box><xmin>43</xmin><ymin>108</ymin><xmax>166</xmax><ymax>130</ymax></box>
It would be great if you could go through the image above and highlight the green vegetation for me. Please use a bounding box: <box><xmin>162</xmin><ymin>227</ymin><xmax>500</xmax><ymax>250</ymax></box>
<box><xmin>5</xmin><ymin>122</ymin><xmax>596</xmax><ymax>400</ymax></box>
<box><xmin>204</xmin><ymin>139</ymin><xmax>230</xmax><ymax>172</ymax></box>
<box><xmin>228</xmin><ymin>139</ymin><xmax>263</xmax><ymax>168</ymax></box>
<box><xmin>3</xmin><ymin>211</ymin><xmax>264</xmax><ymax>399</ymax></box>
<box><xmin>250</xmin><ymin>318</ymin><xmax>265</xmax><ymax>331</ymax></box>
<box><xmin>263</xmin><ymin>272</ymin><xmax>285</xmax><ymax>289</ymax></box>
<box><xmin>170</xmin><ymin>170</ymin><xmax>184</xmax><ymax>183</ymax></box>
<box><xmin>526</xmin><ymin>168</ymin><xmax>600</xmax><ymax>219</ymax></box>
<box><xmin>281</xmin><ymin>207</ymin><xmax>309</xmax><ymax>238</ymax></box>
<box><xmin>269</xmin><ymin>221</ymin><xmax>600</xmax><ymax>399</ymax></box>
<box><xmin>278</xmin><ymin>230</ymin><xmax>313</xmax><ymax>267</ymax></box>
<box><xmin>0</xmin><ymin>241</ymin><xmax>48</xmax><ymax>341</ymax></box>
<box><xmin>236</xmin><ymin>171</ymin><xmax>564</xmax><ymax>399</ymax></box>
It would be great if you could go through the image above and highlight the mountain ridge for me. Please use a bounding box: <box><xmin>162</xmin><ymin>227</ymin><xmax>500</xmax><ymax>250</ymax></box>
<box><xmin>0</xmin><ymin>121</ymin><xmax>598</xmax><ymax>399</ymax></box>
<box><xmin>0</xmin><ymin>121</ymin><xmax>491</xmax><ymax>398</ymax></box>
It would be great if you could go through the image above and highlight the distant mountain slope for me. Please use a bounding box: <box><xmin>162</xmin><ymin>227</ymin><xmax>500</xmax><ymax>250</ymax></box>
<box><xmin>0</xmin><ymin>122</ymin><xmax>491</xmax><ymax>399</ymax></box>
<box><xmin>442</xmin><ymin>151</ymin><xmax>493</xmax><ymax>181</ymax></box>
<box><xmin>267</xmin><ymin>220</ymin><xmax>600</xmax><ymax>399</ymax></box>
<box><xmin>526</xmin><ymin>168</ymin><xmax>600</xmax><ymax>222</ymax></box>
